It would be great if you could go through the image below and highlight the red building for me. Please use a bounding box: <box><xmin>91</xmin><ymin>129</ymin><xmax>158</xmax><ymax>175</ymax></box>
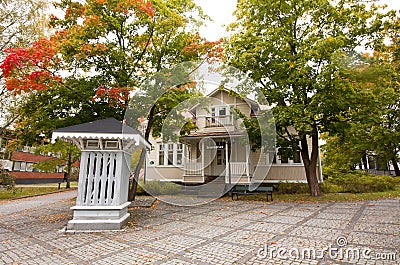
<box><xmin>8</xmin><ymin>151</ymin><xmax>72</xmax><ymax>184</ymax></box>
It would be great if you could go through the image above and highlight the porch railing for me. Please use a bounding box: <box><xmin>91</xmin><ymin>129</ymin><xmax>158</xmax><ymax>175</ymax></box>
<box><xmin>230</xmin><ymin>162</ymin><xmax>248</xmax><ymax>176</ymax></box>
<box><xmin>205</xmin><ymin>115</ymin><xmax>234</xmax><ymax>127</ymax></box>
<box><xmin>184</xmin><ymin>162</ymin><xmax>203</xmax><ymax>176</ymax></box>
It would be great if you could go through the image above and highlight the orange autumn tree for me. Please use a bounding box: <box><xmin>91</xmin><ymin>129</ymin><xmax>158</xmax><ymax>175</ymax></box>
<box><xmin>0</xmin><ymin>0</ymin><xmax>223</xmax><ymax>199</ymax></box>
<box><xmin>1</xmin><ymin>37</ymin><xmax>62</xmax><ymax>93</ymax></box>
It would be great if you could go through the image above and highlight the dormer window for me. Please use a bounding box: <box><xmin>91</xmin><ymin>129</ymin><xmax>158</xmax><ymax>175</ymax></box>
<box><xmin>86</xmin><ymin>140</ymin><xmax>100</xmax><ymax>149</ymax></box>
<box><xmin>105</xmin><ymin>140</ymin><xmax>119</xmax><ymax>150</ymax></box>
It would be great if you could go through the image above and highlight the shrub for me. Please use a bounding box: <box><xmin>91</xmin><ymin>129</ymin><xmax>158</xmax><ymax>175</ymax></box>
<box><xmin>0</xmin><ymin>168</ymin><xmax>15</xmax><ymax>190</ymax></box>
<box><xmin>276</xmin><ymin>182</ymin><xmax>310</xmax><ymax>194</ymax></box>
<box><xmin>324</xmin><ymin>170</ymin><xmax>398</xmax><ymax>193</ymax></box>
<box><xmin>141</xmin><ymin>180</ymin><xmax>181</xmax><ymax>195</ymax></box>
<box><xmin>321</xmin><ymin>182</ymin><xmax>344</xmax><ymax>193</ymax></box>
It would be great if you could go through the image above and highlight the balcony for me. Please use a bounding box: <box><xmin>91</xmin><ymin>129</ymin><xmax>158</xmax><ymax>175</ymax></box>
<box><xmin>205</xmin><ymin>115</ymin><xmax>234</xmax><ymax>128</ymax></box>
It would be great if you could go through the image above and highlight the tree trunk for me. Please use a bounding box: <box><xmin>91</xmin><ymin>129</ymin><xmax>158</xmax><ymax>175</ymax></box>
<box><xmin>127</xmin><ymin>105</ymin><xmax>156</xmax><ymax>201</ymax></box>
<box><xmin>65</xmin><ymin>149</ymin><xmax>72</xmax><ymax>189</ymax></box>
<box><xmin>128</xmin><ymin>148</ymin><xmax>146</xmax><ymax>201</ymax></box>
<box><xmin>391</xmin><ymin>158</ymin><xmax>400</xmax><ymax>176</ymax></box>
<box><xmin>299</xmin><ymin>125</ymin><xmax>322</xmax><ymax>196</ymax></box>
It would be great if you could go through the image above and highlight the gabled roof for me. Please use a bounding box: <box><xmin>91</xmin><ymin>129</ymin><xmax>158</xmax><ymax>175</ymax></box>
<box><xmin>52</xmin><ymin>118</ymin><xmax>150</xmax><ymax>148</ymax></box>
<box><xmin>189</xmin><ymin>87</ymin><xmax>259</xmax><ymax>111</ymax></box>
<box><xmin>53</xmin><ymin>118</ymin><xmax>139</xmax><ymax>134</ymax></box>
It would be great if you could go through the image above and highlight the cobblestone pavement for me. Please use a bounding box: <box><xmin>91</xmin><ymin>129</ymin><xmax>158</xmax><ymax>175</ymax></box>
<box><xmin>0</xmin><ymin>194</ymin><xmax>399</xmax><ymax>265</ymax></box>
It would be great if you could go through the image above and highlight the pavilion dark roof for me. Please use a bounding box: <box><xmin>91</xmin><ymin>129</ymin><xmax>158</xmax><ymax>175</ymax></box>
<box><xmin>53</xmin><ymin>118</ymin><xmax>140</xmax><ymax>135</ymax></box>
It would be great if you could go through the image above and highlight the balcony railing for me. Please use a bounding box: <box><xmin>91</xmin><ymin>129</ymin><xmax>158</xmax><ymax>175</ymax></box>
<box><xmin>205</xmin><ymin>115</ymin><xmax>234</xmax><ymax>127</ymax></box>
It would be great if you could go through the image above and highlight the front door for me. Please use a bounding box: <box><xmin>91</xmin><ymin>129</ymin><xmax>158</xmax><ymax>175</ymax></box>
<box><xmin>209</xmin><ymin>140</ymin><xmax>230</xmax><ymax>176</ymax></box>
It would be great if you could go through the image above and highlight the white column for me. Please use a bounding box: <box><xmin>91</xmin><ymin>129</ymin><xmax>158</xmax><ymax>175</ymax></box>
<box><xmin>225</xmin><ymin>140</ymin><xmax>230</xmax><ymax>184</ymax></box>
<box><xmin>245</xmin><ymin>144</ymin><xmax>249</xmax><ymax>177</ymax></box>
<box><xmin>201</xmin><ymin>140</ymin><xmax>205</xmax><ymax>180</ymax></box>
<box><xmin>173</xmin><ymin>143</ymin><xmax>177</xmax><ymax>165</ymax></box>
<box><xmin>144</xmin><ymin>150</ymin><xmax>147</xmax><ymax>184</ymax></box>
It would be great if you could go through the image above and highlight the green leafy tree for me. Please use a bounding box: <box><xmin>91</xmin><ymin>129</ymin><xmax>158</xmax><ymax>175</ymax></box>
<box><xmin>323</xmin><ymin>51</ymin><xmax>400</xmax><ymax>176</ymax></box>
<box><xmin>33</xmin><ymin>141</ymin><xmax>80</xmax><ymax>188</ymax></box>
<box><xmin>1</xmin><ymin>0</ymin><xmax>222</xmax><ymax>200</ymax></box>
<box><xmin>226</xmin><ymin>0</ymin><xmax>396</xmax><ymax>196</ymax></box>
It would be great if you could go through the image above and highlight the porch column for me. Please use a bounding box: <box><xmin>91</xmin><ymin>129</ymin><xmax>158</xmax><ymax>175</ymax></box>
<box><xmin>201</xmin><ymin>140</ymin><xmax>205</xmax><ymax>180</ymax></box>
<box><xmin>264</xmin><ymin>148</ymin><xmax>270</xmax><ymax>165</ymax></box>
<box><xmin>245</xmin><ymin>144</ymin><xmax>250</xmax><ymax>177</ymax></box>
<box><xmin>226</xmin><ymin>140</ymin><xmax>231</xmax><ymax>184</ymax></box>
<box><xmin>144</xmin><ymin>150</ymin><xmax>147</xmax><ymax>184</ymax></box>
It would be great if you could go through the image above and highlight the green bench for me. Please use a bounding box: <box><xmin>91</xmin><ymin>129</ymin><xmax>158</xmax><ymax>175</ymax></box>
<box><xmin>231</xmin><ymin>185</ymin><xmax>273</xmax><ymax>201</ymax></box>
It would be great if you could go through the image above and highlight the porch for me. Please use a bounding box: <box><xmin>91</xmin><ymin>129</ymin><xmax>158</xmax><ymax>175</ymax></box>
<box><xmin>180</xmin><ymin>134</ymin><xmax>252</xmax><ymax>184</ymax></box>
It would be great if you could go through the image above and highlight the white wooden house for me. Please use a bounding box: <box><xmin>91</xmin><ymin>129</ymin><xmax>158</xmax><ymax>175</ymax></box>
<box><xmin>146</xmin><ymin>88</ymin><xmax>323</xmax><ymax>185</ymax></box>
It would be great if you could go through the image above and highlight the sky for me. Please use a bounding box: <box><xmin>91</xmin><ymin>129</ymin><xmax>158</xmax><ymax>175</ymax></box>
<box><xmin>195</xmin><ymin>0</ymin><xmax>400</xmax><ymax>41</ymax></box>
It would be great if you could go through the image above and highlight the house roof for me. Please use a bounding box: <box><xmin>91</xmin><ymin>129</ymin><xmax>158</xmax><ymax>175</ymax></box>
<box><xmin>11</xmin><ymin>151</ymin><xmax>57</xmax><ymax>163</ymax></box>
<box><xmin>10</xmin><ymin>171</ymin><xmax>64</xmax><ymax>179</ymax></box>
<box><xmin>207</xmin><ymin>88</ymin><xmax>258</xmax><ymax>107</ymax></box>
<box><xmin>53</xmin><ymin>118</ymin><xmax>140</xmax><ymax>134</ymax></box>
<box><xmin>189</xmin><ymin>87</ymin><xmax>259</xmax><ymax>112</ymax></box>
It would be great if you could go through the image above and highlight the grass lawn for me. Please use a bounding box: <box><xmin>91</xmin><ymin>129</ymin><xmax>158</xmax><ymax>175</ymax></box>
<box><xmin>15</xmin><ymin>181</ymin><xmax>79</xmax><ymax>188</ymax></box>
<box><xmin>0</xmin><ymin>182</ymin><xmax>78</xmax><ymax>200</ymax></box>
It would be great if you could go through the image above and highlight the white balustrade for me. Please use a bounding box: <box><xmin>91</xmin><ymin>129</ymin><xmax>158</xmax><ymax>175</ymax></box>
<box><xmin>184</xmin><ymin>162</ymin><xmax>203</xmax><ymax>176</ymax></box>
<box><xmin>230</xmin><ymin>162</ymin><xmax>247</xmax><ymax>176</ymax></box>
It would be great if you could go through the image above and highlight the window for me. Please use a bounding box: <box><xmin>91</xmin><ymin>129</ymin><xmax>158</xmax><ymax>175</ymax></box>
<box><xmin>26</xmin><ymin>163</ymin><xmax>34</xmax><ymax>172</ymax></box>
<box><xmin>86</xmin><ymin>140</ymin><xmax>100</xmax><ymax>149</ymax></box>
<box><xmin>215</xmin><ymin>141</ymin><xmax>225</xmax><ymax>165</ymax></box>
<box><xmin>211</xmin><ymin>107</ymin><xmax>216</xmax><ymax>123</ymax></box>
<box><xmin>158</xmin><ymin>144</ymin><xmax>164</xmax><ymax>165</ymax></box>
<box><xmin>293</xmin><ymin>149</ymin><xmax>301</xmax><ymax>163</ymax></box>
<box><xmin>13</xmin><ymin>161</ymin><xmax>22</xmax><ymax>171</ymax></box>
<box><xmin>219</xmin><ymin>107</ymin><xmax>226</xmax><ymax>116</ymax></box>
<box><xmin>157</xmin><ymin>143</ymin><xmax>184</xmax><ymax>166</ymax></box>
<box><xmin>280</xmin><ymin>155</ymin><xmax>289</xmax><ymax>163</ymax></box>
<box><xmin>105</xmin><ymin>140</ymin><xmax>119</xmax><ymax>149</ymax></box>
<box><xmin>216</xmin><ymin>149</ymin><xmax>224</xmax><ymax>165</ymax></box>
<box><xmin>168</xmin><ymin>144</ymin><xmax>174</xmax><ymax>165</ymax></box>
<box><xmin>270</xmin><ymin>152</ymin><xmax>276</xmax><ymax>164</ymax></box>
<box><xmin>176</xmin><ymin>144</ymin><xmax>183</xmax><ymax>165</ymax></box>
<box><xmin>279</xmin><ymin>148</ymin><xmax>289</xmax><ymax>164</ymax></box>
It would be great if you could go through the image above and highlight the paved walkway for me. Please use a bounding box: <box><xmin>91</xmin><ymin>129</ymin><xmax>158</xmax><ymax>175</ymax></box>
<box><xmin>0</xmin><ymin>189</ymin><xmax>77</xmax><ymax>216</ymax></box>
<box><xmin>0</xmin><ymin>194</ymin><xmax>399</xmax><ymax>264</ymax></box>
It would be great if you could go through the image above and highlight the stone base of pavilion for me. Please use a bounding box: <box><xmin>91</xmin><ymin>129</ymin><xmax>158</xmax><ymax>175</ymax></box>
<box><xmin>66</xmin><ymin>202</ymin><xmax>131</xmax><ymax>231</ymax></box>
